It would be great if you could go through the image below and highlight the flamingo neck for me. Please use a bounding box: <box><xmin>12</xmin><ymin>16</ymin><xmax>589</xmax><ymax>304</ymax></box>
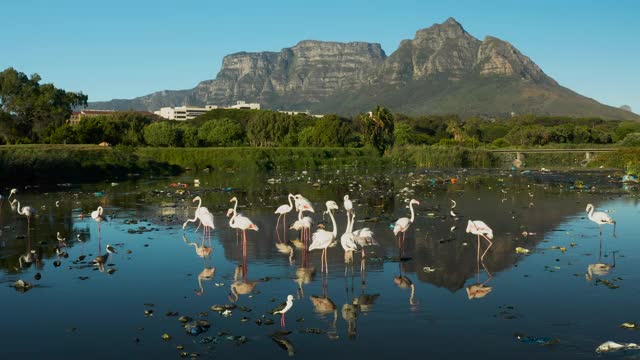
<box><xmin>229</xmin><ymin>211</ymin><xmax>237</xmax><ymax>227</ymax></box>
<box><xmin>328</xmin><ymin>209</ymin><xmax>337</xmax><ymax>238</ymax></box>
<box><xmin>587</xmin><ymin>205</ymin><xmax>594</xmax><ymax>220</ymax></box>
<box><xmin>16</xmin><ymin>201</ymin><xmax>22</xmax><ymax>214</ymax></box>
<box><xmin>287</xmin><ymin>194</ymin><xmax>294</xmax><ymax>210</ymax></box>
<box><xmin>409</xmin><ymin>202</ymin><xmax>416</xmax><ymax>223</ymax></box>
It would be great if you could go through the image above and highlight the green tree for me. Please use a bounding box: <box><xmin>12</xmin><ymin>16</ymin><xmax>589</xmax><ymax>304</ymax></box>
<box><xmin>359</xmin><ymin>106</ymin><xmax>394</xmax><ymax>155</ymax></box>
<box><xmin>198</xmin><ymin>118</ymin><xmax>245</xmax><ymax>146</ymax></box>
<box><xmin>144</xmin><ymin>122</ymin><xmax>182</xmax><ymax>147</ymax></box>
<box><xmin>0</xmin><ymin>67</ymin><xmax>87</xmax><ymax>142</ymax></box>
<box><xmin>394</xmin><ymin>122</ymin><xmax>413</xmax><ymax>146</ymax></box>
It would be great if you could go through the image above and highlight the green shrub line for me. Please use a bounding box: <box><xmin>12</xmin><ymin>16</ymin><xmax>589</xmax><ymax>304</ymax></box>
<box><xmin>1</xmin><ymin>145</ymin><xmax>638</xmax><ymax>183</ymax></box>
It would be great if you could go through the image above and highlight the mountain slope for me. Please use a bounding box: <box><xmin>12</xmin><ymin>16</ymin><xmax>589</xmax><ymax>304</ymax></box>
<box><xmin>89</xmin><ymin>18</ymin><xmax>639</xmax><ymax>120</ymax></box>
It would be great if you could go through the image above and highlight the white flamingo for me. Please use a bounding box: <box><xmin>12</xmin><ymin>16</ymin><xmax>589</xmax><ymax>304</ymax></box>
<box><xmin>183</xmin><ymin>196</ymin><xmax>214</xmax><ymax>237</ymax></box>
<box><xmin>351</xmin><ymin>211</ymin><xmax>376</xmax><ymax>262</ymax></box>
<box><xmin>91</xmin><ymin>206</ymin><xmax>107</xmax><ymax>232</ymax></box>
<box><xmin>343</xmin><ymin>195</ymin><xmax>353</xmax><ymax>215</ymax></box>
<box><xmin>294</xmin><ymin>194</ymin><xmax>315</xmax><ymax>213</ymax></box>
<box><xmin>310</xmin><ymin>201</ymin><xmax>339</xmax><ymax>273</ymax></box>
<box><xmin>16</xmin><ymin>201</ymin><xmax>36</xmax><ymax>229</ymax></box>
<box><xmin>393</xmin><ymin>199</ymin><xmax>420</xmax><ymax>244</ymax></box>
<box><xmin>275</xmin><ymin>194</ymin><xmax>295</xmax><ymax>238</ymax></box>
<box><xmin>230</xmin><ymin>197</ymin><xmax>259</xmax><ymax>258</ymax></box>
<box><xmin>56</xmin><ymin>232</ymin><xmax>67</xmax><ymax>248</ymax></box>
<box><xmin>290</xmin><ymin>211</ymin><xmax>313</xmax><ymax>246</ymax></box>
<box><xmin>586</xmin><ymin>204</ymin><xmax>616</xmax><ymax>237</ymax></box>
<box><xmin>341</xmin><ymin>211</ymin><xmax>358</xmax><ymax>259</ymax></box>
<box><xmin>466</xmin><ymin>220</ymin><xmax>494</xmax><ymax>261</ymax></box>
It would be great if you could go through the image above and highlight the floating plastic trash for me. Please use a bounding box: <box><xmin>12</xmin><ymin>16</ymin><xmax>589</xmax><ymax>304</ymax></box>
<box><xmin>515</xmin><ymin>247</ymin><xmax>530</xmax><ymax>254</ymax></box>
<box><xmin>94</xmin><ymin>192</ymin><xmax>104</xmax><ymax>197</ymax></box>
<box><xmin>596</xmin><ymin>341</ymin><xmax>640</xmax><ymax>353</ymax></box>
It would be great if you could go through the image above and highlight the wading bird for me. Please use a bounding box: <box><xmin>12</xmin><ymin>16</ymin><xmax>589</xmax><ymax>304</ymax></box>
<box><xmin>586</xmin><ymin>203</ymin><xmax>616</xmax><ymax>237</ymax></box>
<box><xmin>310</xmin><ymin>201</ymin><xmax>339</xmax><ymax>273</ymax></box>
<box><xmin>56</xmin><ymin>232</ymin><xmax>67</xmax><ymax>248</ymax></box>
<box><xmin>91</xmin><ymin>206</ymin><xmax>107</xmax><ymax>232</ymax></box>
<box><xmin>275</xmin><ymin>194</ymin><xmax>295</xmax><ymax>240</ymax></box>
<box><xmin>16</xmin><ymin>201</ymin><xmax>36</xmax><ymax>229</ymax></box>
<box><xmin>184</xmin><ymin>196</ymin><xmax>214</xmax><ymax>238</ymax></box>
<box><xmin>341</xmin><ymin>211</ymin><xmax>358</xmax><ymax>263</ymax></box>
<box><xmin>230</xmin><ymin>197</ymin><xmax>259</xmax><ymax>258</ymax></box>
<box><xmin>393</xmin><ymin>199</ymin><xmax>420</xmax><ymax>246</ymax></box>
<box><xmin>466</xmin><ymin>220</ymin><xmax>494</xmax><ymax>261</ymax></box>
<box><xmin>273</xmin><ymin>294</ymin><xmax>294</xmax><ymax>328</ymax></box>
<box><xmin>343</xmin><ymin>195</ymin><xmax>353</xmax><ymax>215</ymax></box>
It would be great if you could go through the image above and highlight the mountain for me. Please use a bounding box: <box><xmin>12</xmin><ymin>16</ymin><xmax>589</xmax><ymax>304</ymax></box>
<box><xmin>89</xmin><ymin>18</ymin><xmax>639</xmax><ymax>120</ymax></box>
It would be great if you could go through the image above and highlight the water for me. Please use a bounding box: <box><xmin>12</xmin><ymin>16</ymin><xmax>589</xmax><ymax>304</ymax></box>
<box><xmin>1</xmin><ymin>168</ymin><xmax>639</xmax><ymax>359</ymax></box>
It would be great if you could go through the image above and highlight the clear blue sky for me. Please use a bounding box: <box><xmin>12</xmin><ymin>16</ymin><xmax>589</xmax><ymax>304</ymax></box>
<box><xmin>1</xmin><ymin>0</ymin><xmax>638</xmax><ymax>113</ymax></box>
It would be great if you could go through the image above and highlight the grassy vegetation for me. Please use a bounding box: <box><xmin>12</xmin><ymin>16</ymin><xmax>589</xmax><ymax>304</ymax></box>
<box><xmin>0</xmin><ymin>144</ymin><xmax>179</xmax><ymax>182</ymax></box>
<box><xmin>136</xmin><ymin>147</ymin><xmax>386</xmax><ymax>171</ymax></box>
<box><xmin>1</xmin><ymin>144</ymin><xmax>637</xmax><ymax>184</ymax></box>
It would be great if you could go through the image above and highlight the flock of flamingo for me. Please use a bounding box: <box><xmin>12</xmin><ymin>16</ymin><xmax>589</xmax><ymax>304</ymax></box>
<box><xmin>0</xmin><ymin>185</ymin><xmax>618</xmax><ymax>327</ymax></box>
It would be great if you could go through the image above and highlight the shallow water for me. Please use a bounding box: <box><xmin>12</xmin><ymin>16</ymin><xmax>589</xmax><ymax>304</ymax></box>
<box><xmin>1</xmin><ymin>168</ymin><xmax>639</xmax><ymax>359</ymax></box>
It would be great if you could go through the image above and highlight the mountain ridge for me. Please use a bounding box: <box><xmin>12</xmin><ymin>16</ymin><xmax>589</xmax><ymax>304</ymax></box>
<box><xmin>89</xmin><ymin>18</ymin><xmax>639</xmax><ymax>120</ymax></box>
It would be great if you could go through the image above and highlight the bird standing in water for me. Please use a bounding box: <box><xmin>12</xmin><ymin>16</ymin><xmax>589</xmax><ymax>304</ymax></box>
<box><xmin>273</xmin><ymin>294</ymin><xmax>294</xmax><ymax>328</ymax></box>
<box><xmin>586</xmin><ymin>204</ymin><xmax>616</xmax><ymax>237</ymax></box>
<box><xmin>466</xmin><ymin>220</ymin><xmax>494</xmax><ymax>261</ymax></box>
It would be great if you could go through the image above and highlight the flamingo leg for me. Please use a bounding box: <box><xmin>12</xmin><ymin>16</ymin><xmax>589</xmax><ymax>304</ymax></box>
<box><xmin>480</xmin><ymin>235</ymin><xmax>493</xmax><ymax>261</ymax></box>
<box><xmin>283</xmin><ymin>213</ymin><xmax>287</xmax><ymax>242</ymax></box>
<box><xmin>276</xmin><ymin>214</ymin><xmax>282</xmax><ymax>243</ymax></box>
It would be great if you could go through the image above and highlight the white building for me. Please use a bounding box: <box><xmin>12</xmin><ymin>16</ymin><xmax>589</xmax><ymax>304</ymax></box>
<box><xmin>228</xmin><ymin>101</ymin><xmax>261</xmax><ymax>110</ymax></box>
<box><xmin>154</xmin><ymin>106</ymin><xmax>212</xmax><ymax>121</ymax></box>
<box><xmin>154</xmin><ymin>101</ymin><xmax>260</xmax><ymax>120</ymax></box>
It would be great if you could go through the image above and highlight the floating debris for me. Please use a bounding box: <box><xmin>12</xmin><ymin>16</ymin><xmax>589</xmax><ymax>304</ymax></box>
<box><xmin>515</xmin><ymin>247</ymin><xmax>530</xmax><ymax>254</ymax></box>
<box><xmin>13</xmin><ymin>280</ymin><xmax>33</xmax><ymax>292</ymax></box>
<box><xmin>620</xmin><ymin>322</ymin><xmax>638</xmax><ymax>329</ymax></box>
<box><xmin>162</xmin><ymin>333</ymin><xmax>172</xmax><ymax>341</ymax></box>
<box><xmin>596</xmin><ymin>341</ymin><xmax>640</xmax><ymax>353</ymax></box>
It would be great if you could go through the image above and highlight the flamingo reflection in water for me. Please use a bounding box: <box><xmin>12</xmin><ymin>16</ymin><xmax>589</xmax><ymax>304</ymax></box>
<box><xmin>466</xmin><ymin>260</ymin><xmax>493</xmax><ymax>300</ymax></box>
<box><xmin>585</xmin><ymin>234</ymin><xmax>616</xmax><ymax>281</ymax></box>
<box><xmin>310</xmin><ymin>275</ymin><xmax>338</xmax><ymax>339</ymax></box>
<box><xmin>229</xmin><ymin>264</ymin><xmax>261</xmax><ymax>302</ymax></box>
<box><xmin>195</xmin><ymin>266</ymin><xmax>216</xmax><ymax>296</ymax></box>
<box><xmin>182</xmin><ymin>234</ymin><xmax>213</xmax><ymax>259</ymax></box>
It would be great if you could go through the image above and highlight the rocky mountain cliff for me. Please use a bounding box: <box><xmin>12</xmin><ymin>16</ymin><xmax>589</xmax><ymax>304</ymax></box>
<box><xmin>90</xmin><ymin>18</ymin><xmax>639</xmax><ymax>120</ymax></box>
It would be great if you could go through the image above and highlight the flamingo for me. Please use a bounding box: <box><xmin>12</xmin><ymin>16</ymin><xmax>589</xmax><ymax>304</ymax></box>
<box><xmin>341</xmin><ymin>210</ymin><xmax>358</xmax><ymax>262</ymax></box>
<box><xmin>8</xmin><ymin>188</ymin><xmax>17</xmax><ymax>200</ymax></box>
<box><xmin>275</xmin><ymin>194</ymin><xmax>295</xmax><ymax>240</ymax></box>
<box><xmin>185</xmin><ymin>196</ymin><xmax>214</xmax><ymax>238</ymax></box>
<box><xmin>351</xmin><ymin>211</ymin><xmax>376</xmax><ymax>258</ymax></box>
<box><xmin>294</xmin><ymin>194</ymin><xmax>315</xmax><ymax>213</ymax></box>
<box><xmin>586</xmin><ymin>203</ymin><xmax>616</xmax><ymax>237</ymax></box>
<box><xmin>343</xmin><ymin>195</ymin><xmax>353</xmax><ymax>215</ymax></box>
<box><xmin>290</xmin><ymin>212</ymin><xmax>313</xmax><ymax>246</ymax></box>
<box><xmin>309</xmin><ymin>201</ymin><xmax>339</xmax><ymax>273</ymax></box>
<box><xmin>466</xmin><ymin>220</ymin><xmax>494</xmax><ymax>261</ymax></box>
<box><xmin>91</xmin><ymin>206</ymin><xmax>107</xmax><ymax>232</ymax></box>
<box><xmin>393</xmin><ymin>199</ymin><xmax>420</xmax><ymax>246</ymax></box>
<box><xmin>16</xmin><ymin>201</ymin><xmax>36</xmax><ymax>229</ymax></box>
<box><xmin>229</xmin><ymin>197</ymin><xmax>259</xmax><ymax>258</ymax></box>
<box><xmin>273</xmin><ymin>294</ymin><xmax>294</xmax><ymax>328</ymax></box>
